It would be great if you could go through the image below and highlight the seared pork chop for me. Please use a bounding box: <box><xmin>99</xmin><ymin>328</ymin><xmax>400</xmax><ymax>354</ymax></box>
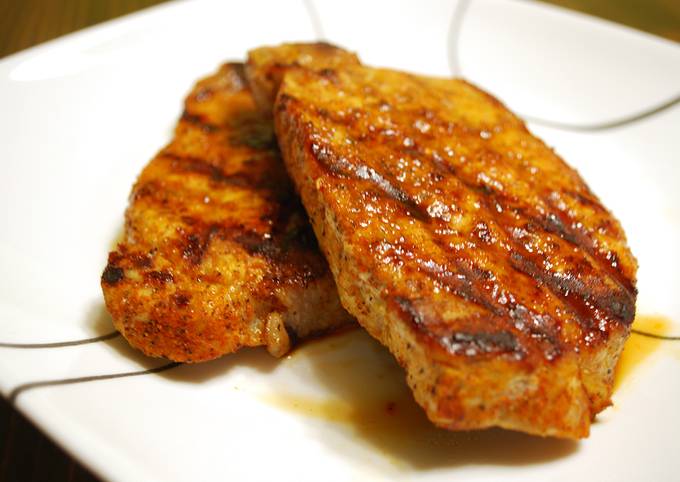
<box><xmin>101</xmin><ymin>63</ymin><xmax>352</xmax><ymax>362</ymax></box>
<box><xmin>247</xmin><ymin>43</ymin><xmax>637</xmax><ymax>438</ymax></box>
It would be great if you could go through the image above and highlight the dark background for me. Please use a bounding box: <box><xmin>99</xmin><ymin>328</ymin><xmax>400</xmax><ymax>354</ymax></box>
<box><xmin>0</xmin><ymin>0</ymin><xmax>678</xmax><ymax>481</ymax></box>
<box><xmin>1</xmin><ymin>0</ymin><xmax>678</xmax><ymax>59</ymax></box>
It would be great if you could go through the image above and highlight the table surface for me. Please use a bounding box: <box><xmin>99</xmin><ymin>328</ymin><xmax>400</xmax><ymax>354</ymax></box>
<box><xmin>0</xmin><ymin>0</ymin><xmax>678</xmax><ymax>481</ymax></box>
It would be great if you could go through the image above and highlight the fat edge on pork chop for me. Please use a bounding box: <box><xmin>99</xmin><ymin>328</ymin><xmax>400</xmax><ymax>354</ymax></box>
<box><xmin>101</xmin><ymin>63</ymin><xmax>352</xmax><ymax>362</ymax></box>
<box><xmin>246</xmin><ymin>43</ymin><xmax>638</xmax><ymax>439</ymax></box>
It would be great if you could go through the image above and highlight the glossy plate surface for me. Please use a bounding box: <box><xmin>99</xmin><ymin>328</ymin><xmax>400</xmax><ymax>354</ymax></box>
<box><xmin>0</xmin><ymin>0</ymin><xmax>678</xmax><ymax>480</ymax></box>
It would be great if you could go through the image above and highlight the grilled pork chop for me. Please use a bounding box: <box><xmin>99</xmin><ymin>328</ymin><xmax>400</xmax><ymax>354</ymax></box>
<box><xmin>101</xmin><ymin>63</ymin><xmax>352</xmax><ymax>362</ymax></box>
<box><xmin>247</xmin><ymin>44</ymin><xmax>637</xmax><ymax>438</ymax></box>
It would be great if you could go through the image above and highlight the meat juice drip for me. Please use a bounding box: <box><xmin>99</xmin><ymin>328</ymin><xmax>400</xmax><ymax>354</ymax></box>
<box><xmin>261</xmin><ymin>329</ymin><xmax>425</xmax><ymax>431</ymax></box>
<box><xmin>261</xmin><ymin>330</ymin><xmax>576</xmax><ymax>466</ymax></box>
<box><xmin>260</xmin><ymin>314</ymin><xmax>675</xmax><ymax>462</ymax></box>
<box><xmin>614</xmin><ymin>315</ymin><xmax>674</xmax><ymax>390</ymax></box>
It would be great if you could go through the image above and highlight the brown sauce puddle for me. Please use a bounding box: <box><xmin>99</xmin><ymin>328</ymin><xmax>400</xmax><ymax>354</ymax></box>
<box><xmin>261</xmin><ymin>329</ymin><xmax>577</xmax><ymax>468</ymax></box>
<box><xmin>614</xmin><ymin>315</ymin><xmax>674</xmax><ymax>390</ymax></box>
<box><xmin>259</xmin><ymin>315</ymin><xmax>675</xmax><ymax>467</ymax></box>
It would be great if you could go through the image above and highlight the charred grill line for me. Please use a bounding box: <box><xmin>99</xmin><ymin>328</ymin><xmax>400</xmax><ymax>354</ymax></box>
<box><xmin>296</xmin><ymin>89</ymin><xmax>636</xmax><ymax>329</ymax></box>
<box><xmin>375</xmin><ymin>130</ymin><xmax>637</xmax><ymax>331</ymax></box>
<box><xmin>415</xmin><ymin>141</ymin><xmax>637</xmax><ymax>308</ymax></box>
<box><xmin>446</xmin><ymin>330</ymin><xmax>519</xmax><ymax>355</ymax></box>
<box><xmin>415</xmin><ymin>257</ymin><xmax>503</xmax><ymax>317</ymax></box>
<box><xmin>309</xmin><ymin>140</ymin><xmax>429</xmax><ymax>221</ymax></box>
<box><xmin>544</xmin><ymin>196</ymin><xmax>637</xmax><ymax>297</ymax></box>
<box><xmin>393</xmin><ymin>297</ymin><xmax>523</xmax><ymax>356</ymax></box>
<box><xmin>352</xmin><ymin>99</ymin><xmax>636</xmax><ymax>305</ymax></box>
<box><xmin>300</xmin><ymin>106</ymin><xmax>632</xmax><ymax>345</ymax></box>
<box><xmin>180</xmin><ymin>111</ymin><xmax>220</xmax><ymax>132</ymax></box>
<box><xmin>308</xmin><ymin>123</ymin><xmax>633</xmax><ymax>338</ymax></box>
<box><xmin>160</xmin><ymin>151</ymin><xmax>253</xmax><ymax>187</ymax></box>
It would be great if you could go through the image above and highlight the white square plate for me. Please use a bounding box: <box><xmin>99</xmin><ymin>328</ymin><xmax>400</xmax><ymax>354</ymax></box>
<box><xmin>1</xmin><ymin>1</ymin><xmax>679</xmax><ymax>481</ymax></box>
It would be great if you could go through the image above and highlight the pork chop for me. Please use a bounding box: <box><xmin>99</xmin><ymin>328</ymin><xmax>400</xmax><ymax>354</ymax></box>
<box><xmin>247</xmin><ymin>43</ymin><xmax>637</xmax><ymax>438</ymax></box>
<box><xmin>101</xmin><ymin>63</ymin><xmax>352</xmax><ymax>362</ymax></box>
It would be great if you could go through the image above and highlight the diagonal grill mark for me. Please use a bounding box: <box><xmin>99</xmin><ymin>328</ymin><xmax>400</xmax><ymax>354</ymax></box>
<box><xmin>425</xmin><ymin>140</ymin><xmax>635</xmax><ymax>293</ymax></box>
<box><xmin>393</xmin><ymin>297</ymin><xmax>521</xmax><ymax>356</ymax></box>
<box><xmin>421</xmin><ymin>145</ymin><xmax>636</xmax><ymax>323</ymax></box>
<box><xmin>0</xmin><ymin>331</ymin><xmax>119</xmax><ymax>349</ymax></box>
<box><xmin>507</xmin><ymin>249</ymin><xmax>615</xmax><ymax>332</ymax></box>
<box><xmin>410</xmin><ymin>255</ymin><xmax>561</xmax><ymax>357</ymax></box>
<box><xmin>498</xmin><ymin>216</ymin><xmax>635</xmax><ymax>328</ymax></box>
<box><xmin>542</xmin><ymin>195</ymin><xmax>637</xmax><ymax>297</ymax></box>
<box><xmin>415</xmin><ymin>257</ymin><xmax>502</xmax><ymax>316</ymax></box>
<box><xmin>181</xmin><ymin>224</ymin><xmax>221</xmax><ymax>265</ymax></box>
<box><xmin>159</xmin><ymin>151</ymin><xmax>290</xmax><ymax>197</ymax></box>
<box><xmin>311</xmin><ymin>117</ymin><xmax>612</xmax><ymax>330</ymax></box>
<box><xmin>181</xmin><ymin>111</ymin><xmax>220</xmax><ymax>132</ymax></box>
<box><xmin>161</xmin><ymin>151</ymin><xmax>254</xmax><ymax>187</ymax></box>
<box><xmin>464</xmin><ymin>177</ymin><xmax>639</xmax><ymax>327</ymax></box>
<box><xmin>491</xmin><ymin>187</ymin><xmax>636</xmax><ymax>312</ymax></box>
<box><xmin>480</xmin><ymin>195</ymin><xmax>634</xmax><ymax>328</ymax></box>
<box><xmin>292</xmin><ymin>37</ymin><xmax>636</xmax><ymax>342</ymax></box>
<box><xmin>424</xmin><ymin>143</ymin><xmax>603</xmax><ymax>261</ymax></box>
<box><xmin>444</xmin><ymin>0</ymin><xmax>662</xmax><ymax>334</ymax></box>
<box><xmin>416</xmin><ymin>253</ymin><xmax>551</xmax><ymax>339</ymax></box>
<box><xmin>310</xmin><ymin>141</ymin><xmax>429</xmax><ymax>221</ymax></box>
<box><xmin>381</xmin><ymin>150</ymin><xmax>624</xmax><ymax>330</ymax></box>
<box><xmin>309</xmin><ymin>120</ymin><xmax>630</xmax><ymax>334</ymax></box>
<box><xmin>487</xmin><ymin>184</ymin><xmax>635</xmax><ymax>303</ymax></box>
<box><xmin>312</xmin><ymin>110</ymin><xmax>633</xmax><ymax>333</ymax></box>
<box><xmin>513</xmin><ymin>244</ymin><xmax>634</xmax><ymax>323</ymax></box>
<box><xmin>177</xmin><ymin>219</ymin><xmax>312</xmax><ymax>268</ymax></box>
<box><xmin>8</xmin><ymin>362</ymin><xmax>180</xmax><ymax>405</ymax></box>
<box><xmin>386</xmin><ymin>138</ymin><xmax>634</xmax><ymax>332</ymax></box>
<box><xmin>430</xmin><ymin>203</ymin><xmax>605</xmax><ymax>336</ymax></box>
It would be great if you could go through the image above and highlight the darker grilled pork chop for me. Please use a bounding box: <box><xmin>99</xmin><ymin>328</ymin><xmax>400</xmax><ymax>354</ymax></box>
<box><xmin>101</xmin><ymin>63</ymin><xmax>352</xmax><ymax>362</ymax></box>
<box><xmin>247</xmin><ymin>43</ymin><xmax>637</xmax><ymax>438</ymax></box>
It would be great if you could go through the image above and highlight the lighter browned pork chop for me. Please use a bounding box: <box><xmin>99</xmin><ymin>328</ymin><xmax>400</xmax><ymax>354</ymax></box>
<box><xmin>247</xmin><ymin>44</ymin><xmax>638</xmax><ymax>438</ymax></box>
<box><xmin>101</xmin><ymin>63</ymin><xmax>352</xmax><ymax>362</ymax></box>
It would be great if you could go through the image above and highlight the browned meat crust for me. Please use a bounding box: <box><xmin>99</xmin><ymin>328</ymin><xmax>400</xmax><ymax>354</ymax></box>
<box><xmin>247</xmin><ymin>43</ymin><xmax>637</xmax><ymax>438</ymax></box>
<box><xmin>101</xmin><ymin>63</ymin><xmax>352</xmax><ymax>362</ymax></box>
